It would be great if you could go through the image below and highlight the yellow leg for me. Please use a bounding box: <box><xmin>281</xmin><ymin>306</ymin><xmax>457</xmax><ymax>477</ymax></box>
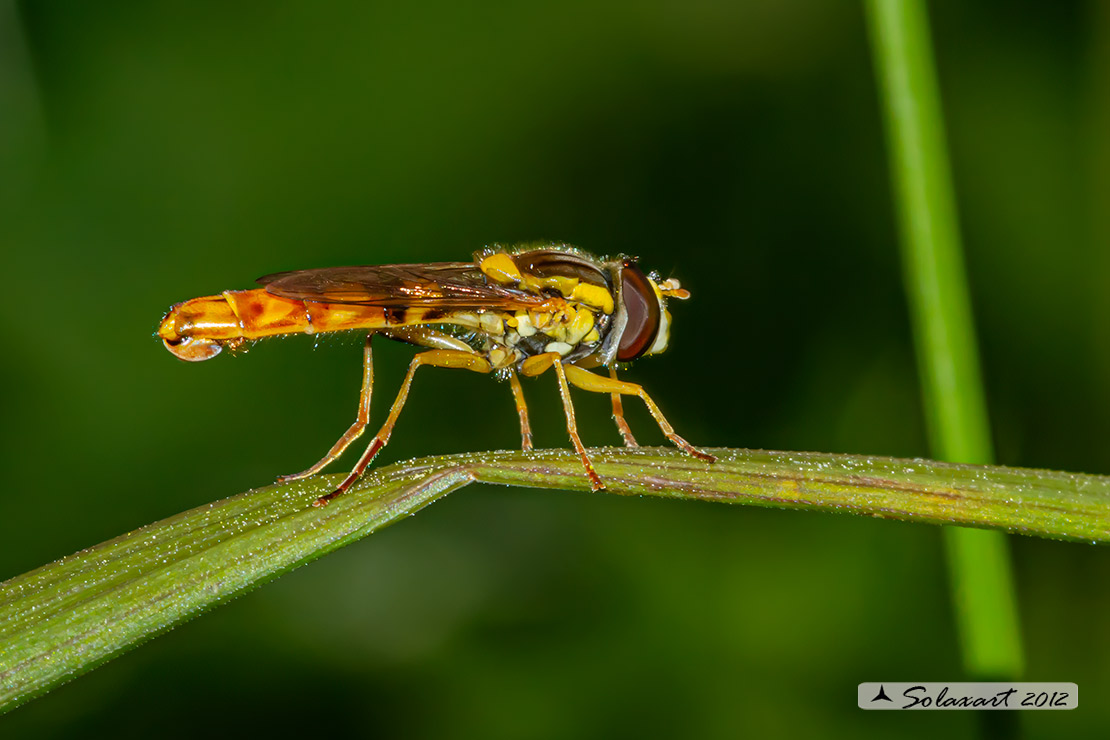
<box><xmin>561</xmin><ymin>364</ymin><xmax>716</xmax><ymax>462</ymax></box>
<box><xmin>520</xmin><ymin>352</ymin><xmax>605</xmax><ymax>491</ymax></box>
<box><xmin>315</xmin><ymin>349</ymin><xmax>492</xmax><ymax>506</ymax></box>
<box><xmin>279</xmin><ymin>334</ymin><xmax>375</xmax><ymax>482</ymax></box>
<box><xmin>519</xmin><ymin>352</ymin><xmax>558</xmax><ymax>378</ymax></box>
<box><xmin>609</xmin><ymin>366</ymin><xmax>639</xmax><ymax>447</ymax></box>
<box><xmin>507</xmin><ymin>370</ymin><xmax>534</xmax><ymax>451</ymax></box>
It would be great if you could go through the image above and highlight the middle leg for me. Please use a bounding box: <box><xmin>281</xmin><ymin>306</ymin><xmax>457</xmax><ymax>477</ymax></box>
<box><xmin>507</xmin><ymin>369</ymin><xmax>534</xmax><ymax>451</ymax></box>
<box><xmin>520</xmin><ymin>352</ymin><xmax>605</xmax><ymax>491</ymax></box>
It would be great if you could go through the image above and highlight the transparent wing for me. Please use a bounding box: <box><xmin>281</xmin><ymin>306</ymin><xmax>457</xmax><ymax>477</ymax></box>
<box><xmin>258</xmin><ymin>262</ymin><xmax>550</xmax><ymax>308</ymax></box>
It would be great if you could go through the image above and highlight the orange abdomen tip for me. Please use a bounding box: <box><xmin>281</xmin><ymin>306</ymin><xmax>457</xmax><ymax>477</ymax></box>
<box><xmin>158</xmin><ymin>294</ymin><xmax>243</xmax><ymax>362</ymax></box>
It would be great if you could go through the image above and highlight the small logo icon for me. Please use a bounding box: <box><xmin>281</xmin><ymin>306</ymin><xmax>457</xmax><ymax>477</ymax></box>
<box><xmin>858</xmin><ymin>682</ymin><xmax>1078</xmax><ymax>710</ymax></box>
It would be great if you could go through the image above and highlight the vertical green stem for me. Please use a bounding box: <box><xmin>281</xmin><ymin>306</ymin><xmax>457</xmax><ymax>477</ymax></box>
<box><xmin>864</xmin><ymin>0</ymin><xmax>1024</xmax><ymax>679</ymax></box>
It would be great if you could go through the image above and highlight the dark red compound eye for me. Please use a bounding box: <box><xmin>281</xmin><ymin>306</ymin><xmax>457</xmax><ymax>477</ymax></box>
<box><xmin>616</xmin><ymin>262</ymin><xmax>661</xmax><ymax>361</ymax></box>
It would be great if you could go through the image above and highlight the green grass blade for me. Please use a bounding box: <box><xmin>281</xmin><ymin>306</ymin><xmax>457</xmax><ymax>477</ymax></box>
<box><xmin>865</xmin><ymin>0</ymin><xmax>1024</xmax><ymax>680</ymax></box>
<box><xmin>0</xmin><ymin>465</ymin><xmax>473</xmax><ymax>714</ymax></box>
<box><xmin>4</xmin><ymin>446</ymin><xmax>1107</xmax><ymax>713</ymax></box>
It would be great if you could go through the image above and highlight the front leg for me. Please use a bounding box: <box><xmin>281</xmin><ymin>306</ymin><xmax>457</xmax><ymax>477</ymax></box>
<box><xmin>608</xmin><ymin>366</ymin><xmax>639</xmax><ymax>447</ymax></box>
<box><xmin>561</xmin><ymin>364</ymin><xmax>715</xmax><ymax>462</ymax></box>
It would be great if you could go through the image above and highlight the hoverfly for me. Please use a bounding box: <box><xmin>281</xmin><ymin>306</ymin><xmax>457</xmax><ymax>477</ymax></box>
<box><xmin>158</xmin><ymin>244</ymin><xmax>714</xmax><ymax>506</ymax></box>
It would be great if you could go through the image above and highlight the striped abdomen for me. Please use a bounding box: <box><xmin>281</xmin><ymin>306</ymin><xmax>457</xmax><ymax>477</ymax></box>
<box><xmin>158</xmin><ymin>288</ymin><xmax>431</xmax><ymax>361</ymax></box>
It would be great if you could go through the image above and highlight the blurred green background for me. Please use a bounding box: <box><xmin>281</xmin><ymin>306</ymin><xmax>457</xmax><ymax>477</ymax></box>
<box><xmin>1</xmin><ymin>0</ymin><xmax>1108</xmax><ymax>737</ymax></box>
